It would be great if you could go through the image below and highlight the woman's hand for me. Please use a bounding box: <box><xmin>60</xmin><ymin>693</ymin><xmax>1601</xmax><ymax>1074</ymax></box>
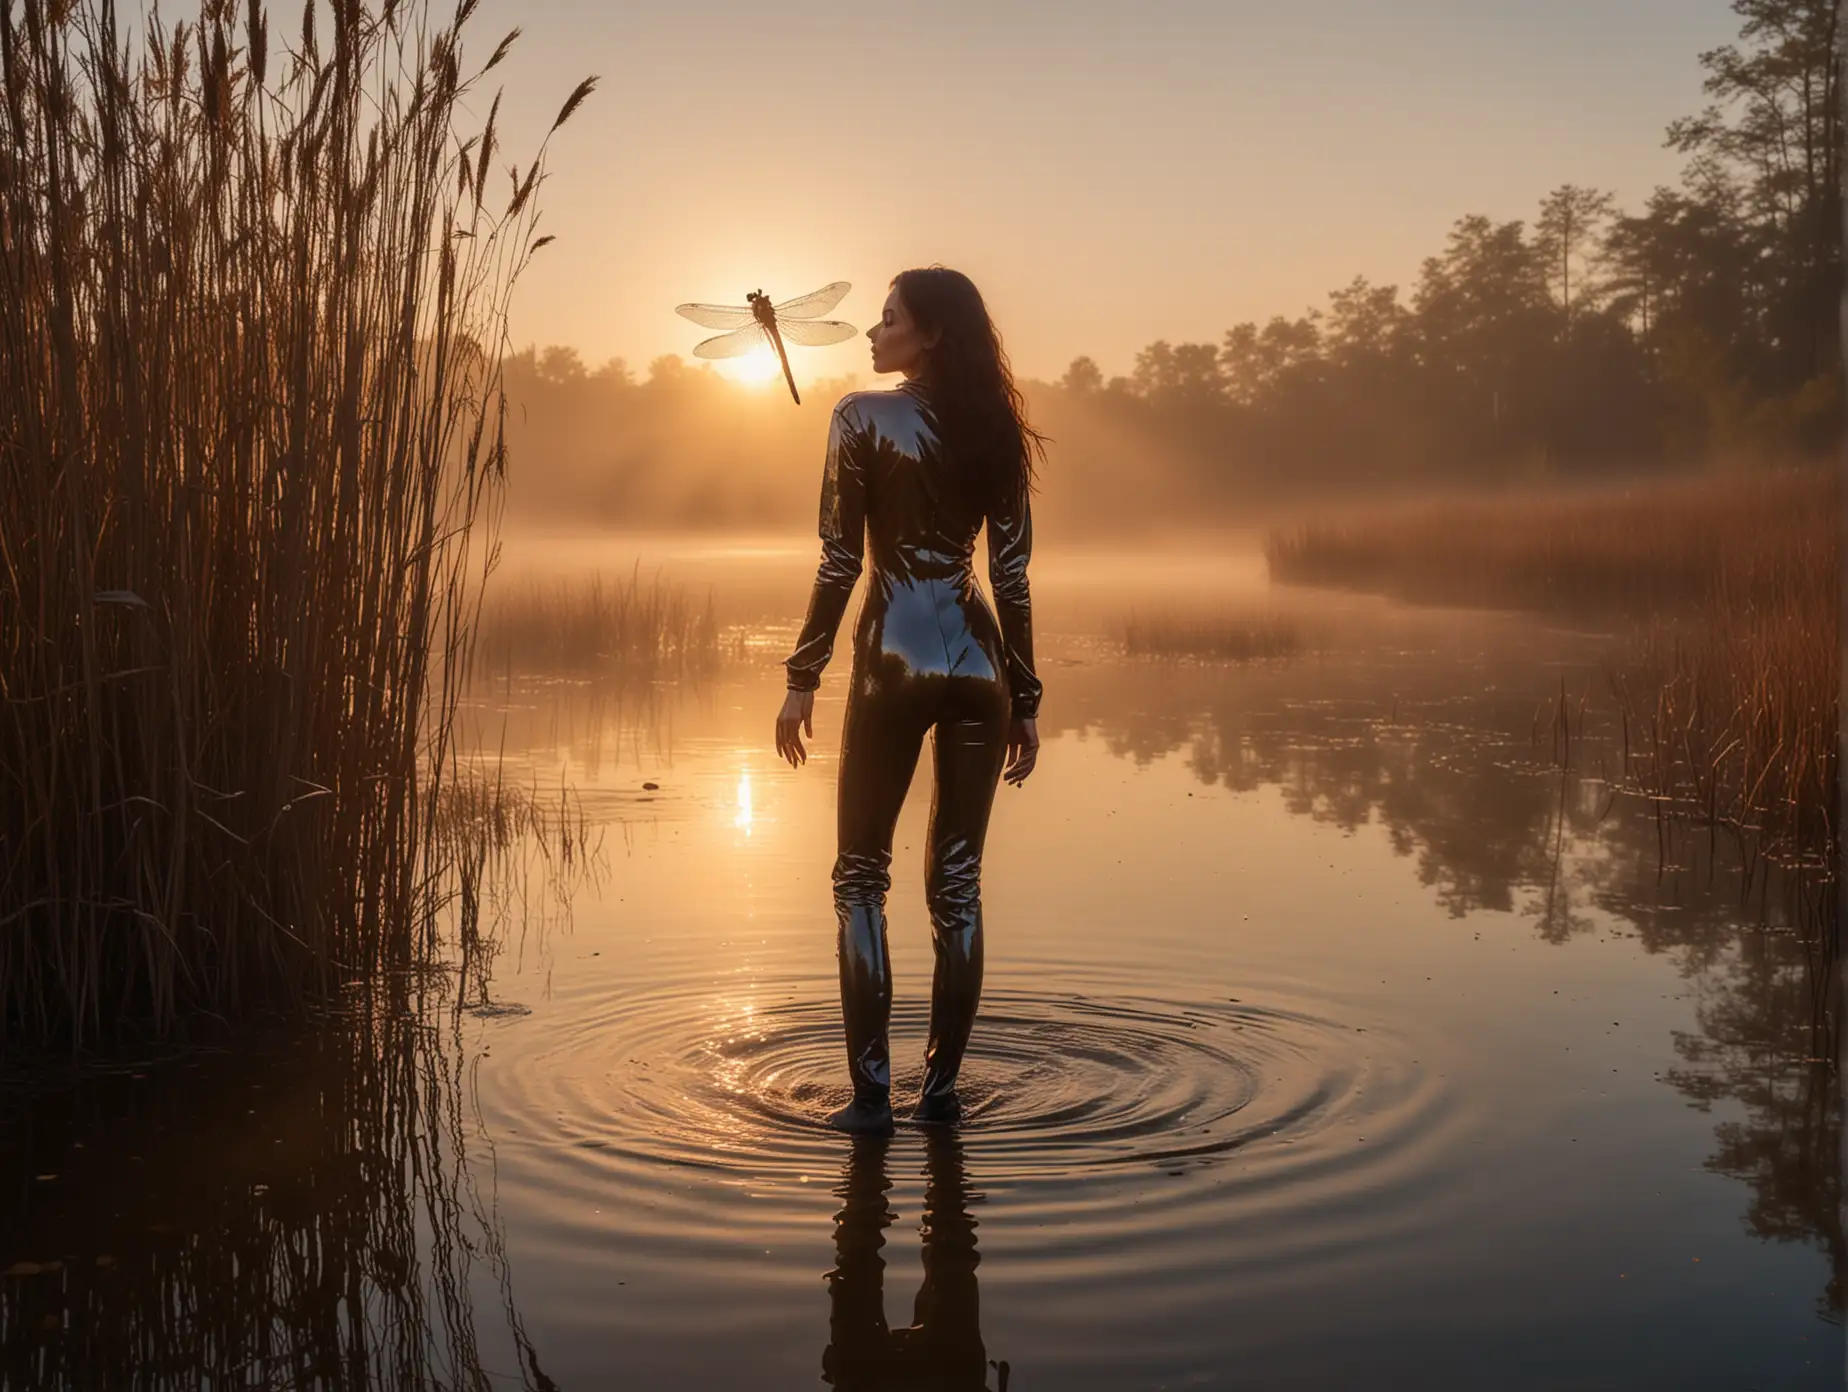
<box><xmin>1003</xmin><ymin>717</ymin><xmax>1039</xmax><ymax>786</ymax></box>
<box><xmin>776</xmin><ymin>688</ymin><xmax>815</xmax><ymax>768</ymax></box>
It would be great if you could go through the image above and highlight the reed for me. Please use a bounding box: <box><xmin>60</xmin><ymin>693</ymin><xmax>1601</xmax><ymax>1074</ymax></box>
<box><xmin>1266</xmin><ymin>468</ymin><xmax>1833</xmax><ymax>616</ymax></box>
<box><xmin>475</xmin><ymin>568</ymin><xmax>724</xmax><ymax>680</ymax></box>
<box><xmin>1617</xmin><ymin>536</ymin><xmax>1838</xmax><ymax>880</ymax></box>
<box><xmin>0</xmin><ymin>0</ymin><xmax>595</xmax><ymax>1042</ymax></box>
<box><xmin>1267</xmin><ymin>470</ymin><xmax>1839</xmax><ymax>890</ymax></box>
<box><xmin>1121</xmin><ymin>609</ymin><xmax>1300</xmax><ymax>662</ymax></box>
<box><xmin>439</xmin><ymin>766</ymin><xmax>600</xmax><ymax>1017</ymax></box>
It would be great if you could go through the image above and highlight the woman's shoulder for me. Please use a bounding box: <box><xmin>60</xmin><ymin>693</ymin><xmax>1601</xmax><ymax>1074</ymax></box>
<box><xmin>831</xmin><ymin>385</ymin><xmax>928</xmax><ymax>434</ymax></box>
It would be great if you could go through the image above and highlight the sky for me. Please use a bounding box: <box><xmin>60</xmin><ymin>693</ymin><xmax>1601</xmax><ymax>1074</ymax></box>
<box><xmin>482</xmin><ymin>0</ymin><xmax>1744</xmax><ymax>387</ymax></box>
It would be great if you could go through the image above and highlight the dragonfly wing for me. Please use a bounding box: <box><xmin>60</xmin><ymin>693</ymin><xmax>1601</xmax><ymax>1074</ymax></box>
<box><xmin>692</xmin><ymin>324</ymin><xmax>771</xmax><ymax>359</ymax></box>
<box><xmin>771</xmin><ymin>280</ymin><xmax>850</xmax><ymax>320</ymax></box>
<box><xmin>676</xmin><ymin>302</ymin><xmax>756</xmax><ymax>330</ymax></box>
<box><xmin>776</xmin><ymin>318</ymin><xmax>857</xmax><ymax>347</ymax></box>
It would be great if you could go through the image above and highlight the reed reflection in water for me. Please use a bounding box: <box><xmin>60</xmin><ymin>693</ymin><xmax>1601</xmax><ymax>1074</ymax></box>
<box><xmin>0</xmin><ymin>999</ymin><xmax>556</xmax><ymax>1391</ymax></box>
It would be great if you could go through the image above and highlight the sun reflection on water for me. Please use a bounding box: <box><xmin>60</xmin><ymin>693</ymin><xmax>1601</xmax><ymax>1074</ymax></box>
<box><xmin>735</xmin><ymin>767</ymin><xmax>754</xmax><ymax>835</ymax></box>
<box><xmin>708</xmin><ymin>997</ymin><xmax>765</xmax><ymax>1099</ymax></box>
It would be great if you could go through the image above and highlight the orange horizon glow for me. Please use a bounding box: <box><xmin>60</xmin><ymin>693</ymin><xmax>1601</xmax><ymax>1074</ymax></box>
<box><xmin>491</xmin><ymin>1</ymin><xmax>1740</xmax><ymax>382</ymax></box>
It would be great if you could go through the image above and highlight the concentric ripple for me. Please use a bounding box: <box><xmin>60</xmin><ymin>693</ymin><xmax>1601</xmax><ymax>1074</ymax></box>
<box><xmin>486</xmin><ymin>974</ymin><xmax>1453</xmax><ymax>1191</ymax></box>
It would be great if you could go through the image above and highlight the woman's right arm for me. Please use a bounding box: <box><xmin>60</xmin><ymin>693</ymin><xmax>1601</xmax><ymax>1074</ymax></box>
<box><xmin>988</xmin><ymin>483</ymin><xmax>1042</xmax><ymax>784</ymax></box>
<box><xmin>986</xmin><ymin>484</ymin><xmax>1042</xmax><ymax>722</ymax></box>
<box><xmin>784</xmin><ymin>401</ymin><xmax>867</xmax><ymax>690</ymax></box>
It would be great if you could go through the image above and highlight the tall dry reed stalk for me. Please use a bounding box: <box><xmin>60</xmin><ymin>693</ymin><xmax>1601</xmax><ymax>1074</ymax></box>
<box><xmin>0</xmin><ymin>0</ymin><xmax>595</xmax><ymax>1042</ymax></box>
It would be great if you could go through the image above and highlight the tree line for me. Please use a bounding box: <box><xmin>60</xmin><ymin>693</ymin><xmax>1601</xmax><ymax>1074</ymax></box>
<box><xmin>1051</xmin><ymin>0</ymin><xmax>1838</xmax><ymax>498</ymax></box>
<box><xmin>504</xmin><ymin>0</ymin><xmax>1839</xmax><ymax>534</ymax></box>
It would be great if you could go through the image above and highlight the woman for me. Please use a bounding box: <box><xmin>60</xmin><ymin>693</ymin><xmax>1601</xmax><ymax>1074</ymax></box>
<box><xmin>775</xmin><ymin>267</ymin><xmax>1044</xmax><ymax>1136</ymax></box>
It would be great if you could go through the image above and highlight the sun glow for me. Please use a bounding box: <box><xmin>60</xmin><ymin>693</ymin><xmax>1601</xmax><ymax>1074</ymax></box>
<box><xmin>716</xmin><ymin>346</ymin><xmax>786</xmax><ymax>386</ymax></box>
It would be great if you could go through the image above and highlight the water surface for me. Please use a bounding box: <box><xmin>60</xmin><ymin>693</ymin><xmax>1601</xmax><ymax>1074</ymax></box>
<box><xmin>4</xmin><ymin>541</ymin><xmax>1838</xmax><ymax>1389</ymax></box>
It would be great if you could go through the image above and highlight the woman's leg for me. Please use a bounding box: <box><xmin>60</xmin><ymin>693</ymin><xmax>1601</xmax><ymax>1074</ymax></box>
<box><xmin>831</xmin><ymin>674</ymin><xmax>930</xmax><ymax>1129</ymax></box>
<box><xmin>915</xmin><ymin>682</ymin><xmax>1009</xmax><ymax>1120</ymax></box>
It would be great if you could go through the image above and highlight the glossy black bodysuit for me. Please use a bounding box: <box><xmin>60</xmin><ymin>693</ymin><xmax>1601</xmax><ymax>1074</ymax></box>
<box><xmin>786</xmin><ymin>381</ymin><xmax>1041</xmax><ymax>1113</ymax></box>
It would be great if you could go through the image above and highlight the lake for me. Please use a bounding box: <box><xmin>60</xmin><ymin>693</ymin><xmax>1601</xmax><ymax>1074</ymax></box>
<box><xmin>3</xmin><ymin>538</ymin><xmax>1837</xmax><ymax>1390</ymax></box>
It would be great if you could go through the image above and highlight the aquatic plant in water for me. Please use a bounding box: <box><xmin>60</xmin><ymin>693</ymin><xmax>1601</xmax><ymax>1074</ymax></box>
<box><xmin>1267</xmin><ymin>470</ymin><xmax>1840</xmax><ymax>883</ymax></box>
<box><xmin>1121</xmin><ymin>609</ymin><xmax>1301</xmax><ymax>663</ymax></box>
<box><xmin>475</xmin><ymin>568</ymin><xmax>725</xmax><ymax>680</ymax></box>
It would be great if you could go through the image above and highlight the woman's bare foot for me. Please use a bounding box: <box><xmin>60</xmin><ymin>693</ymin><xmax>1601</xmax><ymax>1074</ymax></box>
<box><xmin>827</xmin><ymin>1097</ymin><xmax>895</xmax><ymax>1135</ymax></box>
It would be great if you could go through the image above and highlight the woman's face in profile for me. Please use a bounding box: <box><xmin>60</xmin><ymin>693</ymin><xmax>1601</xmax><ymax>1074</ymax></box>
<box><xmin>867</xmin><ymin>285</ymin><xmax>931</xmax><ymax>378</ymax></box>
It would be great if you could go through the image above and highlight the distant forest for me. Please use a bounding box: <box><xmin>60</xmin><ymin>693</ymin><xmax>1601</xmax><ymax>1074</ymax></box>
<box><xmin>505</xmin><ymin>0</ymin><xmax>1839</xmax><ymax>535</ymax></box>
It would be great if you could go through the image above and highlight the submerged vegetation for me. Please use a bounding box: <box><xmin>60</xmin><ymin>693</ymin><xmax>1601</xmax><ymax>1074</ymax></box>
<box><xmin>1618</xmin><ymin>538</ymin><xmax>1837</xmax><ymax>904</ymax></box>
<box><xmin>0</xmin><ymin>0</ymin><xmax>593</xmax><ymax>1042</ymax></box>
<box><xmin>438</xmin><ymin>768</ymin><xmax>601</xmax><ymax>1019</ymax></box>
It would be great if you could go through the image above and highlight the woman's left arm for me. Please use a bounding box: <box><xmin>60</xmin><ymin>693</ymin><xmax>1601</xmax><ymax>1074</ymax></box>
<box><xmin>778</xmin><ymin>403</ymin><xmax>866</xmax><ymax>767</ymax></box>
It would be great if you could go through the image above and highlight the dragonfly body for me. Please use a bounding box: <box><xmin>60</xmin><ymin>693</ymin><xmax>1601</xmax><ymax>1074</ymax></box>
<box><xmin>675</xmin><ymin>282</ymin><xmax>856</xmax><ymax>404</ymax></box>
<box><xmin>747</xmin><ymin>290</ymin><xmax>802</xmax><ymax>404</ymax></box>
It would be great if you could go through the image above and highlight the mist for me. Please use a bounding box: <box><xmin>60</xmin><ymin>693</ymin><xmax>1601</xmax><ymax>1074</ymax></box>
<box><xmin>503</xmin><ymin>148</ymin><xmax>1838</xmax><ymax>541</ymax></box>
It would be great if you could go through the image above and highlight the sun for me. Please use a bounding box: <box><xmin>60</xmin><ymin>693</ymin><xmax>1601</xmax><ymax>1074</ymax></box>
<box><xmin>715</xmin><ymin>346</ymin><xmax>786</xmax><ymax>386</ymax></box>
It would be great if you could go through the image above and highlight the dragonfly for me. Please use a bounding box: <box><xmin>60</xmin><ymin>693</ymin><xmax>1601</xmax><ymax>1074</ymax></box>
<box><xmin>674</xmin><ymin>281</ymin><xmax>856</xmax><ymax>404</ymax></box>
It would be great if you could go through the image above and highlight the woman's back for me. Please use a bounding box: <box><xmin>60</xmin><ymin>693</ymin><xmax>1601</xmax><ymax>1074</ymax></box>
<box><xmin>786</xmin><ymin>382</ymin><xmax>1040</xmax><ymax>715</ymax></box>
<box><xmin>843</xmin><ymin>382</ymin><xmax>985</xmax><ymax>582</ymax></box>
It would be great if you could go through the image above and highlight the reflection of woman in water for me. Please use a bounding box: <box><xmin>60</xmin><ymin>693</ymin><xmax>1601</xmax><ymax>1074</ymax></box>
<box><xmin>776</xmin><ymin>267</ymin><xmax>1044</xmax><ymax>1135</ymax></box>
<box><xmin>824</xmin><ymin>1129</ymin><xmax>1007</xmax><ymax>1390</ymax></box>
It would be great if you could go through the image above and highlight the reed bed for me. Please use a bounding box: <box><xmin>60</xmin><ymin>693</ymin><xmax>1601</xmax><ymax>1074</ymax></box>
<box><xmin>1121</xmin><ymin>609</ymin><xmax>1300</xmax><ymax>663</ymax></box>
<box><xmin>1618</xmin><ymin>541</ymin><xmax>1838</xmax><ymax>879</ymax></box>
<box><xmin>1266</xmin><ymin>468</ymin><xmax>1833</xmax><ymax>616</ymax></box>
<box><xmin>0</xmin><ymin>0</ymin><xmax>594</xmax><ymax>1042</ymax></box>
<box><xmin>475</xmin><ymin>568</ymin><xmax>724</xmax><ymax>679</ymax></box>
<box><xmin>1268</xmin><ymin>469</ymin><xmax>1839</xmax><ymax>895</ymax></box>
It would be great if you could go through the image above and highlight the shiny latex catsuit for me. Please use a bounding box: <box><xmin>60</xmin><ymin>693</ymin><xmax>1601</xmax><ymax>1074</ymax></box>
<box><xmin>786</xmin><ymin>381</ymin><xmax>1041</xmax><ymax>1122</ymax></box>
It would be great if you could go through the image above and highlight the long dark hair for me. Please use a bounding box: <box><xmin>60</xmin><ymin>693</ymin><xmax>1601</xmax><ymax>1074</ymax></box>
<box><xmin>892</xmin><ymin>267</ymin><xmax>1045</xmax><ymax>512</ymax></box>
